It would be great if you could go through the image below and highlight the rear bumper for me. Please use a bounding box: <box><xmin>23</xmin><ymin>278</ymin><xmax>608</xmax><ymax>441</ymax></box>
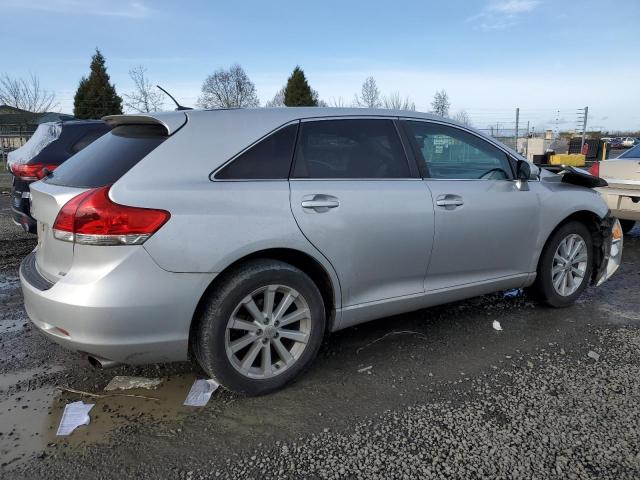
<box><xmin>596</xmin><ymin>187</ymin><xmax>640</xmax><ymax>221</ymax></box>
<box><xmin>19</xmin><ymin>248</ymin><xmax>214</xmax><ymax>364</ymax></box>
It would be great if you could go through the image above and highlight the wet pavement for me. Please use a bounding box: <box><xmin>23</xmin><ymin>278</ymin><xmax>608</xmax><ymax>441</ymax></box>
<box><xmin>1</xmin><ymin>174</ymin><xmax>639</xmax><ymax>478</ymax></box>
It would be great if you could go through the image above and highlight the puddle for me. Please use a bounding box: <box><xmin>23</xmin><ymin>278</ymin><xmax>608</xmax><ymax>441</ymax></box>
<box><xmin>0</xmin><ymin>365</ymin><xmax>65</xmax><ymax>391</ymax></box>
<box><xmin>0</xmin><ymin>372</ymin><xmax>203</xmax><ymax>468</ymax></box>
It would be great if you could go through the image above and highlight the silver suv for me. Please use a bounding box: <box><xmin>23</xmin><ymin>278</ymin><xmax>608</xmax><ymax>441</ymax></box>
<box><xmin>20</xmin><ymin>108</ymin><xmax>623</xmax><ymax>395</ymax></box>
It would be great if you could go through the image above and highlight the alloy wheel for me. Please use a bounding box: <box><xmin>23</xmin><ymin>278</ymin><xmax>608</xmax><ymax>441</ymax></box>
<box><xmin>551</xmin><ymin>233</ymin><xmax>588</xmax><ymax>296</ymax></box>
<box><xmin>224</xmin><ymin>285</ymin><xmax>311</xmax><ymax>379</ymax></box>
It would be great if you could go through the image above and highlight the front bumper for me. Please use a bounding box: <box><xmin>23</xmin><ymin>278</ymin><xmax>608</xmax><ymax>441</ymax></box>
<box><xmin>20</xmin><ymin>247</ymin><xmax>214</xmax><ymax>364</ymax></box>
<box><xmin>592</xmin><ymin>214</ymin><xmax>623</xmax><ymax>287</ymax></box>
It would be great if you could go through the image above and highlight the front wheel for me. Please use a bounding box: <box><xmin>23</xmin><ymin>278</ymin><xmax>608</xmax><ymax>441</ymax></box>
<box><xmin>531</xmin><ymin>221</ymin><xmax>593</xmax><ymax>308</ymax></box>
<box><xmin>191</xmin><ymin>259</ymin><xmax>326</xmax><ymax>396</ymax></box>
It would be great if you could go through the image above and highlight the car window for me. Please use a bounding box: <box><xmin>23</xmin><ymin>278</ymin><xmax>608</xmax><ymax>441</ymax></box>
<box><xmin>618</xmin><ymin>144</ymin><xmax>640</xmax><ymax>159</ymax></box>
<box><xmin>215</xmin><ymin>123</ymin><xmax>298</xmax><ymax>180</ymax></box>
<box><xmin>292</xmin><ymin>119</ymin><xmax>410</xmax><ymax>179</ymax></box>
<box><xmin>45</xmin><ymin>125</ymin><xmax>167</xmax><ymax>188</ymax></box>
<box><xmin>405</xmin><ymin>121</ymin><xmax>513</xmax><ymax>180</ymax></box>
<box><xmin>70</xmin><ymin>129</ymin><xmax>107</xmax><ymax>154</ymax></box>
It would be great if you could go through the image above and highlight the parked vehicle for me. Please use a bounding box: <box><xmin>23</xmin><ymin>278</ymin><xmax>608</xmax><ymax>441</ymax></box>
<box><xmin>609</xmin><ymin>138</ymin><xmax>624</xmax><ymax>149</ymax></box>
<box><xmin>7</xmin><ymin>120</ymin><xmax>111</xmax><ymax>233</ymax></box>
<box><xmin>621</xmin><ymin>137</ymin><xmax>636</xmax><ymax>148</ymax></box>
<box><xmin>592</xmin><ymin>143</ymin><xmax>640</xmax><ymax>233</ymax></box>
<box><xmin>20</xmin><ymin>109</ymin><xmax>623</xmax><ymax>395</ymax></box>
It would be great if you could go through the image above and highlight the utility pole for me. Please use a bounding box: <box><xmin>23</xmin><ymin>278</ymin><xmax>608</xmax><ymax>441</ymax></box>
<box><xmin>515</xmin><ymin>107</ymin><xmax>520</xmax><ymax>151</ymax></box>
<box><xmin>578</xmin><ymin>106</ymin><xmax>589</xmax><ymax>151</ymax></box>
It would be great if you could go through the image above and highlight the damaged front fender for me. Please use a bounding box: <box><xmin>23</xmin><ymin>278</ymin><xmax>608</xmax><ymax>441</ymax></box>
<box><xmin>592</xmin><ymin>213</ymin><xmax>623</xmax><ymax>286</ymax></box>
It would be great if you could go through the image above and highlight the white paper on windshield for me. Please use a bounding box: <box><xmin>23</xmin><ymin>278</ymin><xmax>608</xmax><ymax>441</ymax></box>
<box><xmin>56</xmin><ymin>401</ymin><xmax>94</xmax><ymax>436</ymax></box>
<box><xmin>183</xmin><ymin>379</ymin><xmax>219</xmax><ymax>407</ymax></box>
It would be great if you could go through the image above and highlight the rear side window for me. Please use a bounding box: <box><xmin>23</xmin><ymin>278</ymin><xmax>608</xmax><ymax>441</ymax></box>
<box><xmin>214</xmin><ymin>124</ymin><xmax>298</xmax><ymax>180</ymax></box>
<box><xmin>45</xmin><ymin>124</ymin><xmax>166</xmax><ymax>188</ymax></box>
<box><xmin>292</xmin><ymin>119</ymin><xmax>410</xmax><ymax>179</ymax></box>
<box><xmin>619</xmin><ymin>144</ymin><xmax>640</xmax><ymax>158</ymax></box>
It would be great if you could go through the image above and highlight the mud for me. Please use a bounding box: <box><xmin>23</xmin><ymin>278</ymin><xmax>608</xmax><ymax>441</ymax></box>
<box><xmin>0</xmin><ymin>172</ymin><xmax>639</xmax><ymax>478</ymax></box>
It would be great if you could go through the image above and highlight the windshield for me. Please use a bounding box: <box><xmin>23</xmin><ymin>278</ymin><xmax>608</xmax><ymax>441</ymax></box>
<box><xmin>618</xmin><ymin>144</ymin><xmax>640</xmax><ymax>159</ymax></box>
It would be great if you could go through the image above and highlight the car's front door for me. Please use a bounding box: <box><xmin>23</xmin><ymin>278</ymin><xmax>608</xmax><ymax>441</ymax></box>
<box><xmin>401</xmin><ymin>119</ymin><xmax>540</xmax><ymax>291</ymax></box>
<box><xmin>289</xmin><ymin>118</ymin><xmax>434</xmax><ymax>307</ymax></box>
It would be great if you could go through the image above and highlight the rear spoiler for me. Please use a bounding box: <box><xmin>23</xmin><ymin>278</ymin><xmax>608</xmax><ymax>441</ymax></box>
<box><xmin>102</xmin><ymin>112</ymin><xmax>188</xmax><ymax>135</ymax></box>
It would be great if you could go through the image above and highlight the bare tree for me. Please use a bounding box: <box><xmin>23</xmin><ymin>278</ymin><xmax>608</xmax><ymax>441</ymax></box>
<box><xmin>452</xmin><ymin>110</ymin><xmax>471</xmax><ymax>126</ymax></box>
<box><xmin>329</xmin><ymin>97</ymin><xmax>349</xmax><ymax>108</ymax></box>
<box><xmin>383</xmin><ymin>91</ymin><xmax>416</xmax><ymax>111</ymax></box>
<box><xmin>431</xmin><ymin>89</ymin><xmax>450</xmax><ymax>117</ymax></box>
<box><xmin>0</xmin><ymin>73</ymin><xmax>56</xmax><ymax>114</ymax></box>
<box><xmin>314</xmin><ymin>93</ymin><xmax>328</xmax><ymax>107</ymax></box>
<box><xmin>198</xmin><ymin>64</ymin><xmax>260</xmax><ymax>109</ymax></box>
<box><xmin>265</xmin><ymin>87</ymin><xmax>285</xmax><ymax>107</ymax></box>
<box><xmin>123</xmin><ymin>65</ymin><xmax>164</xmax><ymax>113</ymax></box>
<box><xmin>354</xmin><ymin>76</ymin><xmax>382</xmax><ymax>108</ymax></box>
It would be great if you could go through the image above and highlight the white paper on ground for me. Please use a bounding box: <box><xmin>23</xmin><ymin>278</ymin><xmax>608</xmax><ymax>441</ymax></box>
<box><xmin>183</xmin><ymin>379</ymin><xmax>219</xmax><ymax>407</ymax></box>
<box><xmin>56</xmin><ymin>401</ymin><xmax>94</xmax><ymax>436</ymax></box>
<box><xmin>492</xmin><ymin>320</ymin><xmax>503</xmax><ymax>331</ymax></box>
<box><xmin>104</xmin><ymin>376</ymin><xmax>163</xmax><ymax>391</ymax></box>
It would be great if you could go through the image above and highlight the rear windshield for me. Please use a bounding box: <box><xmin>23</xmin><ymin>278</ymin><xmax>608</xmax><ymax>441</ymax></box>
<box><xmin>618</xmin><ymin>144</ymin><xmax>640</xmax><ymax>159</ymax></box>
<box><xmin>45</xmin><ymin>124</ymin><xmax>167</xmax><ymax>188</ymax></box>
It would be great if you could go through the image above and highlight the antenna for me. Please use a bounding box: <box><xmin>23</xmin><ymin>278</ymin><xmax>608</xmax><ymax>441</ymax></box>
<box><xmin>156</xmin><ymin>85</ymin><xmax>192</xmax><ymax>111</ymax></box>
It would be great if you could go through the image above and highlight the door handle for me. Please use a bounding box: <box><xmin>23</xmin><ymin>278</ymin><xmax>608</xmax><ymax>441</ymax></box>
<box><xmin>301</xmin><ymin>194</ymin><xmax>340</xmax><ymax>212</ymax></box>
<box><xmin>435</xmin><ymin>194</ymin><xmax>464</xmax><ymax>208</ymax></box>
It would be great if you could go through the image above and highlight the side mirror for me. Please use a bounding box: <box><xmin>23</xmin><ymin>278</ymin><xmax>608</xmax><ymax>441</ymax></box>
<box><xmin>516</xmin><ymin>160</ymin><xmax>531</xmax><ymax>182</ymax></box>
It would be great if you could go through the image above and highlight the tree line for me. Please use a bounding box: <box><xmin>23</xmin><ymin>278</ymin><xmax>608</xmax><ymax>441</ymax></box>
<box><xmin>1</xmin><ymin>48</ymin><xmax>469</xmax><ymax>125</ymax></box>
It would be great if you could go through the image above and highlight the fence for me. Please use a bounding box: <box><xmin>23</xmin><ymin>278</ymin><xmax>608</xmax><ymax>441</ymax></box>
<box><xmin>0</xmin><ymin>124</ymin><xmax>36</xmax><ymax>170</ymax></box>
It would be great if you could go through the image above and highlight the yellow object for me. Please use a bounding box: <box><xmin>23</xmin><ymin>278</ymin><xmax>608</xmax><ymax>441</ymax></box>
<box><xmin>548</xmin><ymin>153</ymin><xmax>585</xmax><ymax>166</ymax></box>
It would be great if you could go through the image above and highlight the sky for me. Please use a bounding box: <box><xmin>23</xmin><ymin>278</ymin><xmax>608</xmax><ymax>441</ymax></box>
<box><xmin>1</xmin><ymin>0</ymin><xmax>639</xmax><ymax>132</ymax></box>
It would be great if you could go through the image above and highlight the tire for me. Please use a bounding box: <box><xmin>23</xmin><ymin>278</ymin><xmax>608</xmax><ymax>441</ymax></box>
<box><xmin>531</xmin><ymin>221</ymin><xmax>594</xmax><ymax>308</ymax></box>
<box><xmin>191</xmin><ymin>259</ymin><xmax>326</xmax><ymax>396</ymax></box>
<box><xmin>620</xmin><ymin>219</ymin><xmax>636</xmax><ymax>234</ymax></box>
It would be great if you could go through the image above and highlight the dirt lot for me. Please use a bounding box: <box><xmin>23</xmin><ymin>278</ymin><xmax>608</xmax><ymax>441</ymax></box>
<box><xmin>1</xmin><ymin>172</ymin><xmax>639</xmax><ymax>479</ymax></box>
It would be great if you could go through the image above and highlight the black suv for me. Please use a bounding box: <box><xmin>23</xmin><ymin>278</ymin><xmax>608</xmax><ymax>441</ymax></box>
<box><xmin>8</xmin><ymin>120</ymin><xmax>111</xmax><ymax>232</ymax></box>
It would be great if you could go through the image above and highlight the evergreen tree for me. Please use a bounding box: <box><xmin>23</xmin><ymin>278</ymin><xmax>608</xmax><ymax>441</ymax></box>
<box><xmin>73</xmin><ymin>49</ymin><xmax>123</xmax><ymax>119</ymax></box>
<box><xmin>283</xmin><ymin>66</ymin><xmax>317</xmax><ymax>107</ymax></box>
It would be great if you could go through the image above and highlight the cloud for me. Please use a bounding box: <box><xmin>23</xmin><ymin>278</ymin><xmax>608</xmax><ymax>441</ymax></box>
<box><xmin>0</xmin><ymin>0</ymin><xmax>152</xmax><ymax>18</ymax></box>
<box><xmin>470</xmin><ymin>0</ymin><xmax>540</xmax><ymax>31</ymax></box>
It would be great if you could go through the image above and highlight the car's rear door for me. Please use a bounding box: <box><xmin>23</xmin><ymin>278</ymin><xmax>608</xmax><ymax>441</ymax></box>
<box><xmin>401</xmin><ymin>119</ymin><xmax>540</xmax><ymax>291</ymax></box>
<box><xmin>289</xmin><ymin>118</ymin><xmax>434</xmax><ymax>307</ymax></box>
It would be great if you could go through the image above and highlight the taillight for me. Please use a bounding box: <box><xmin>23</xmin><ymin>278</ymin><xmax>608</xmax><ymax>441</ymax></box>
<box><xmin>52</xmin><ymin>186</ymin><xmax>170</xmax><ymax>245</ymax></box>
<box><xmin>9</xmin><ymin>163</ymin><xmax>57</xmax><ymax>181</ymax></box>
<box><xmin>588</xmin><ymin>162</ymin><xmax>600</xmax><ymax>177</ymax></box>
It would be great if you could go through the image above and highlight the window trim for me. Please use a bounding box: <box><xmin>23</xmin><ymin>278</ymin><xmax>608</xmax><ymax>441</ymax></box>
<box><xmin>399</xmin><ymin>118</ymin><xmax>518</xmax><ymax>181</ymax></box>
<box><xmin>290</xmin><ymin>116</ymin><xmax>419</xmax><ymax>181</ymax></box>
<box><xmin>210</xmin><ymin>120</ymin><xmax>300</xmax><ymax>182</ymax></box>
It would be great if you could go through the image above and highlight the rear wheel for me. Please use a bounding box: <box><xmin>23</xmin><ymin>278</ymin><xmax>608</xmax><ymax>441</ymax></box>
<box><xmin>531</xmin><ymin>221</ymin><xmax>593</xmax><ymax>308</ymax></box>
<box><xmin>620</xmin><ymin>219</ymin><xmax>636</xmax><ymax>234</ymax></box>
<box><xmin>192</xmin><ymin>259</ymin><xmax>325</xmax><ymax>396</ymax></box>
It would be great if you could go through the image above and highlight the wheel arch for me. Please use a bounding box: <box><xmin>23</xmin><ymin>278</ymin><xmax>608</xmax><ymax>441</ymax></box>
<box><xmin>534</xmin><ymin>209</ymin><xmax>606</xmax><ymax>278</ymax></box>
<box><xmin>189</xmin><ymin>248</ymin><xmax>340</xmax><ymax>351</ymax></box>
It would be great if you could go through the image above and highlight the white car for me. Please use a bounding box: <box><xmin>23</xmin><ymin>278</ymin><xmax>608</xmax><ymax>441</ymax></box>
<box><xmin>593</xmin><ymin>144</ymin><xmax>640</xmax><ymax>233</ymax></box>
<box><xmin>622</xmin><ymin>137</ymin><xmax>636</xmax><ymax>148</ymax></box>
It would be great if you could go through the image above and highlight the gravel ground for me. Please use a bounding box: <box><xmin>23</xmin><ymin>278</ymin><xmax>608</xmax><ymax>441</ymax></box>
<box><xmin>1</xmin><ymin>171</ymin><xmax>639</xmax><ymax>479</ymax></box>
<box><xmin>210</xmin><ymin>327</ymin><xmax>640</xmax><ymax>479</ymax></box>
